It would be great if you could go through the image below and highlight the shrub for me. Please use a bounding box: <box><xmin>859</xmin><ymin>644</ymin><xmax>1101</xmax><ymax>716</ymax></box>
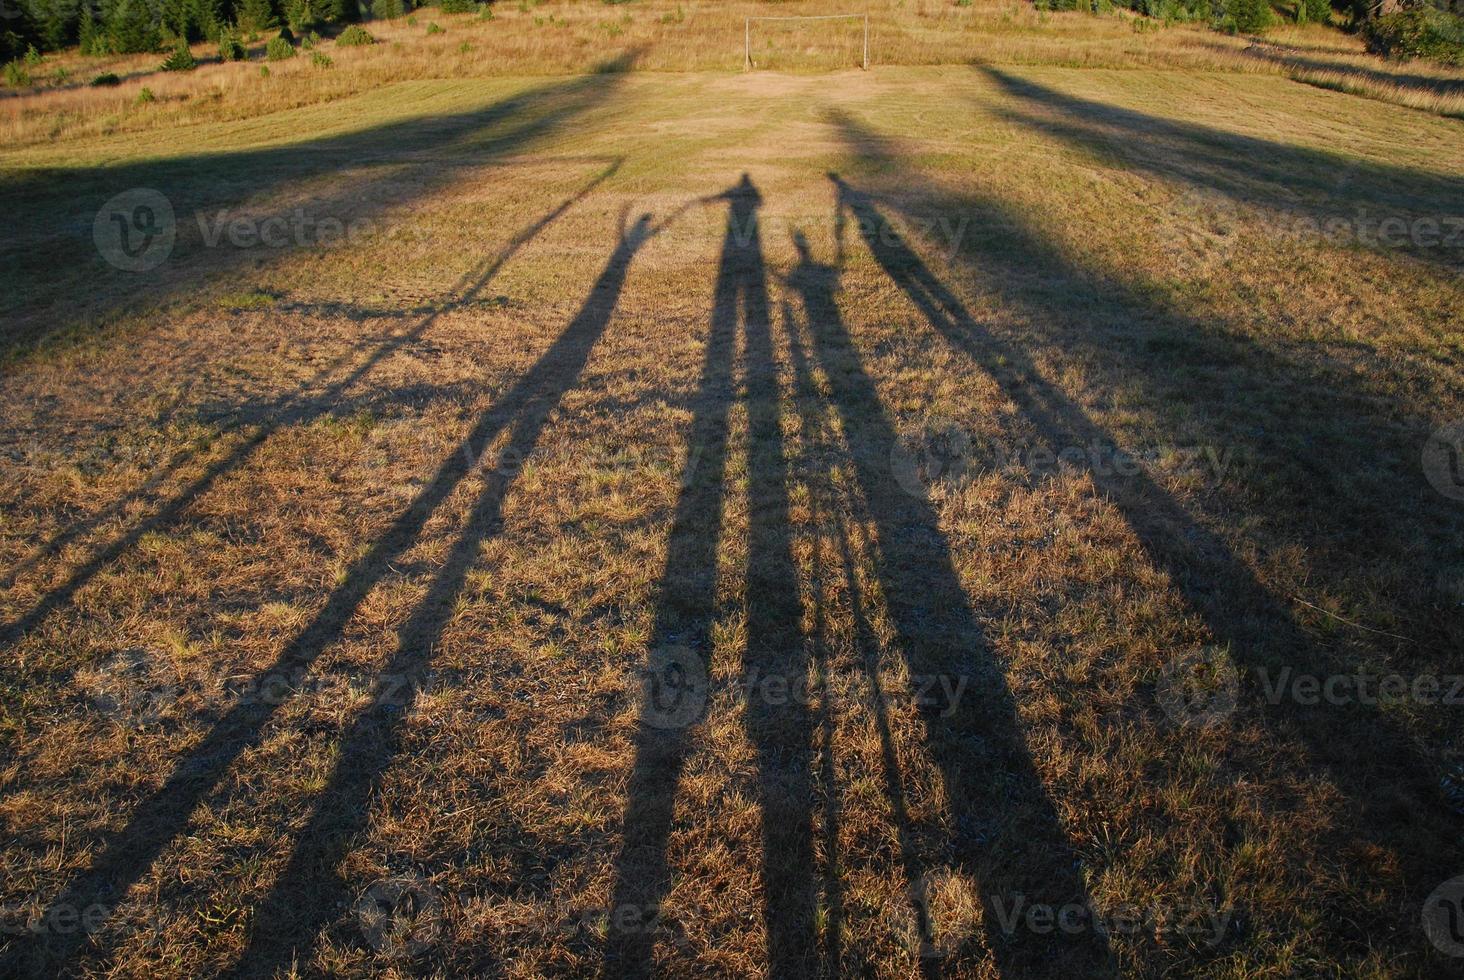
<box><xmin>336</xmin><ymin>23</ymin><xmax>375</xmax><ymax>44</ymax></box>
<box><xmin>265</xmin><ymin>35</ymin><xmax>295</xmax><ymax>58</ymax></box>
<box><xmin>426</xmin><ymin>21</ymin><xmax>443</xmax><ymax>32</ymax></box>
<box><xmin>301</xmin><ymin>30</ymin><xmax>321</xmax><ymax>47</ymax></box>
<box><xmin>218</xmin><ymin>26</ymin><xmax>247</xmax><ymax>59</ymax></box>
<box><xmin>311</xmin><ymin>49</ymin><xmax>332</xmax><ymax>65</ymax></box>
<box><xmin>259</xmin><ymin>63</ymin><xmax>270</xmax><ymax>75</ymax></box>
<box><xmin>136</xmin><ymin>85</ymin><xmax>156</xmax><ymax>102</ymax></box>
<box><xmin>1364</xmin><ymin>8</ymin><xmax>1464</xmax><ymax>66</ymax></box>
<box><xmin>90</xmin><ymin>71</ymin><xmax>122</xmax><ymax>85</ymax></box>
<box><xmin>159</xmin><ymin>40</ymin><xmax>198</xmax><ymax>70</ymax></box>
<box><xmin>2</xmin><ymin>60</ymin><xmax>30</xmax><ymax>87</ymax></box>
<box><xmin>440</xmin><ymin>0</ymin><xmax>478</xmax><ymax>12</ymax></box>
<box><xmin>23</xmin><ymin>44</ymin><xmax>42</xmax><ymax>65</ymax></box>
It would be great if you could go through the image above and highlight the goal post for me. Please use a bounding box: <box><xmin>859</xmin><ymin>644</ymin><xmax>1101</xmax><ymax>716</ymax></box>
<box><xmin>745</xmin><ymin>13</ymin><xmax>870</xmax><ymax>72</ymax></box>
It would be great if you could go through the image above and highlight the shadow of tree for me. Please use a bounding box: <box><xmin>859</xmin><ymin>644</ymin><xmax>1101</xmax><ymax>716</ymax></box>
<box><xmin>0</xmin><ymin>50</ymin><xmax>640</xmax><ymax>354</ymax></box>
<box><xmin>983</xmin><ymin>67</ymin><xmax>1464</xmax><ymax>274</ymax></box>
<box><xmin>0</xmin><ymin>154</ymin><xmax>623</xmax><ymax>665</ymax></box>
<box><xmin>1221</xmin><ymin>37</ymin><xmax>1464</xmax><ymax>99</ymax></box>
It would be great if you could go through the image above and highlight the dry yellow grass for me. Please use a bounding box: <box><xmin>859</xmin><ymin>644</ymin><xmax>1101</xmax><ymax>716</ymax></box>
<box><xmin>2</xmin><ymin>3</ymin><xmax>1464</xmax><ymax>978</ymax></box>
<box><xmin>5</xmin><ymin>0</ymin><xmax>1464</xmax><ymax>148</ymax></box>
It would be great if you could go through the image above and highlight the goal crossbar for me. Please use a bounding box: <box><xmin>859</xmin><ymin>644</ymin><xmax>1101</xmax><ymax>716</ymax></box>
<box><xmin>745</xmin><ymin>13</ymin><xmax>869</xmax><ymax>71</ymax></box>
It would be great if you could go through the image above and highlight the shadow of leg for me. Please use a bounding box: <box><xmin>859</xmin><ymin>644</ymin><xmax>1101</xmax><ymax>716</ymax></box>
<box><xmin>222</xmin><ymin>215</ymin><xmax>656</xmax><ymax>978</ymax></box>
<box><xmin>738</xmin><ymin>186</ymin><xmax>818</xmax><ymax>977</ymax></box>
<box><xmin>785</xmin><ymin>224</ymin><xmax>1115</xmax><ymax>976</ymax></box>
<box><xmin>603</xmin><ymin>194</ymin><xmax>741</xmax><ymax>978</ymax></box>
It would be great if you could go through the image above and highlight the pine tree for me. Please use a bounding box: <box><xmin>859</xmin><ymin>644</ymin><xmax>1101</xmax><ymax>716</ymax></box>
<box><xmin>27</xmin><ymin>0</ymin><xmax>73</xmax><ymax>50</ymax></box>
<box><xmin>190</xmin><ymin>0</ymin><xmax>224</xmax><ymax>38</ymax></box>
<box><xmin>283</xmin><ymin>0</ymin><xmax>310</xmax><ymax>30</ymax></box>
<box><xmin>0</xmin><ymin>0</ymin><xmax>39</xmax><ymax>60</ymax></box>
<box><xmin>160</xmin><ymin>0</ymin><xmax>194</xmax><ymax>40</ymax></box>
<box><xmin>105</xmin><ymin>0</ymin><xmax>163</xmax><ymax>52</ymax></box>
<box><xmin>236</xmin><ymin>0</ymin><xmax>275</xmax><ymax>31</ymax></box>
<box><xmin>78</xmin><ymin>2</ymin><xmax>109</xmax><ymax>53</ymax></box>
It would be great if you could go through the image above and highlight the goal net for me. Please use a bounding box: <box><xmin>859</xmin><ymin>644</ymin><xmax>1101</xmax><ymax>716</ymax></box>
<box><xmin>745</xmin><ymin>14</ymin><xmax>870</xmax><ymax>72</ymax></box>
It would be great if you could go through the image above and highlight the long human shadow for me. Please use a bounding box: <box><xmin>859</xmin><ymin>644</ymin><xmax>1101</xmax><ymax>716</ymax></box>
<box><xmin>830</xmin><ymin>104</ymin><xmax>1464</xmax><ymax>654</ymax></box>
<box><xmin>826</xmin><ymin>112</ymin><xmax>1463</xmax><ymax>946</ymax></box>
<box><xmin>0</xmin><ymin>157</ymin><xmax>621</xmax><ymax>652</ymax></box>
<box><xmin>730</xmin><ymin>177</ymin><xmax>819</xmax><ymax>976</ymax></box>
<box><xmin>780</xmin><ymin>286</ymin><xmax>926</xmax><ymax>976</ymax></box>
<box><xmin>981</xmin><ymin>67</ymin><xmax>1464</xmax><ymax>272</ymax></box>
<box><xmin>605</xmin><ymin>175</ymin><xmax>816</xmax><ymax>977</ymax></box>
<box><xmin>781</xmin><ymin>227</ymin><xmax>1116</xmax><ymax>976</ymax></box>
<box><xmin>217</xmin><ymin>212</ymin><xmax>662</xmax><ymax>978</ymax></box>
<box><xmin>0</xmin><ymin>51</ymin><xmax>638</xmax><ymax>354</ymax></box>
<box><xmin>0</xmin><ymin>209</ymin><xmax>657</xmax><ymax>976</ymax></box>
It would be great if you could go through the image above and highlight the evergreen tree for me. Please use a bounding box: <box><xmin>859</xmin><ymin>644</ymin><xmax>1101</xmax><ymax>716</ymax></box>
<box><xmin>160</xmin><ymin>0</ymin><xmax>193</xmax><ymax>40</ymax></box>
<box><xmin>26</xmin><ymin>0</ymin><xmax>73</xmax><ymax>50</ymax></box>
<box><xmin>189</xmin><ymin>0</ymin><xmax>222</xmax><ymax>37</ymax></box>
<box><xmin>104</xmin><ymin>0</ymin><xmax>162</xmax><ymax>52</ymax></box>
<box><xmin>78</xmin><ymin>2</ymin><xmax>110</xmax><ymax>53</ymax></box>
<box><xmin>283</xmin><ymin>0</ymin><xmax>317</xmax><ymax>30</ymax></box>
<box><xmin>0</xmin><ymin>0</ymin><xmax>39</xmax><ymax>60</ymax></box>
<box><xmin>235</xmin><ymin>0</ymin><xmax>274</xmax><ymax>31</ymax></box>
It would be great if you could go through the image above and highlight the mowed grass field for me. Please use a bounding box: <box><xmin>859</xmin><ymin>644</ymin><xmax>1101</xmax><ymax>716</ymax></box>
<box><xmin>3</xmin><ymin>1</ymin><xmax>1464</xmax><ymax>976</ymax></box>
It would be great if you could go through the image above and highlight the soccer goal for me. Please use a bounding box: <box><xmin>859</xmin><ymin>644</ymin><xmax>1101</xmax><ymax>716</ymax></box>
<box><xmin>744</xmin><ymin>13</ymin><xmax>870</xmax><ymax>72</ymax></box>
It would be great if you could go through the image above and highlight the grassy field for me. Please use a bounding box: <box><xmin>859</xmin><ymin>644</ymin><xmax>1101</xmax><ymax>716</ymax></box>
<box><xmin>3</xmin><ymin>0</ymin><xmax>1464</xmax><ymax>976</ymax></box>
